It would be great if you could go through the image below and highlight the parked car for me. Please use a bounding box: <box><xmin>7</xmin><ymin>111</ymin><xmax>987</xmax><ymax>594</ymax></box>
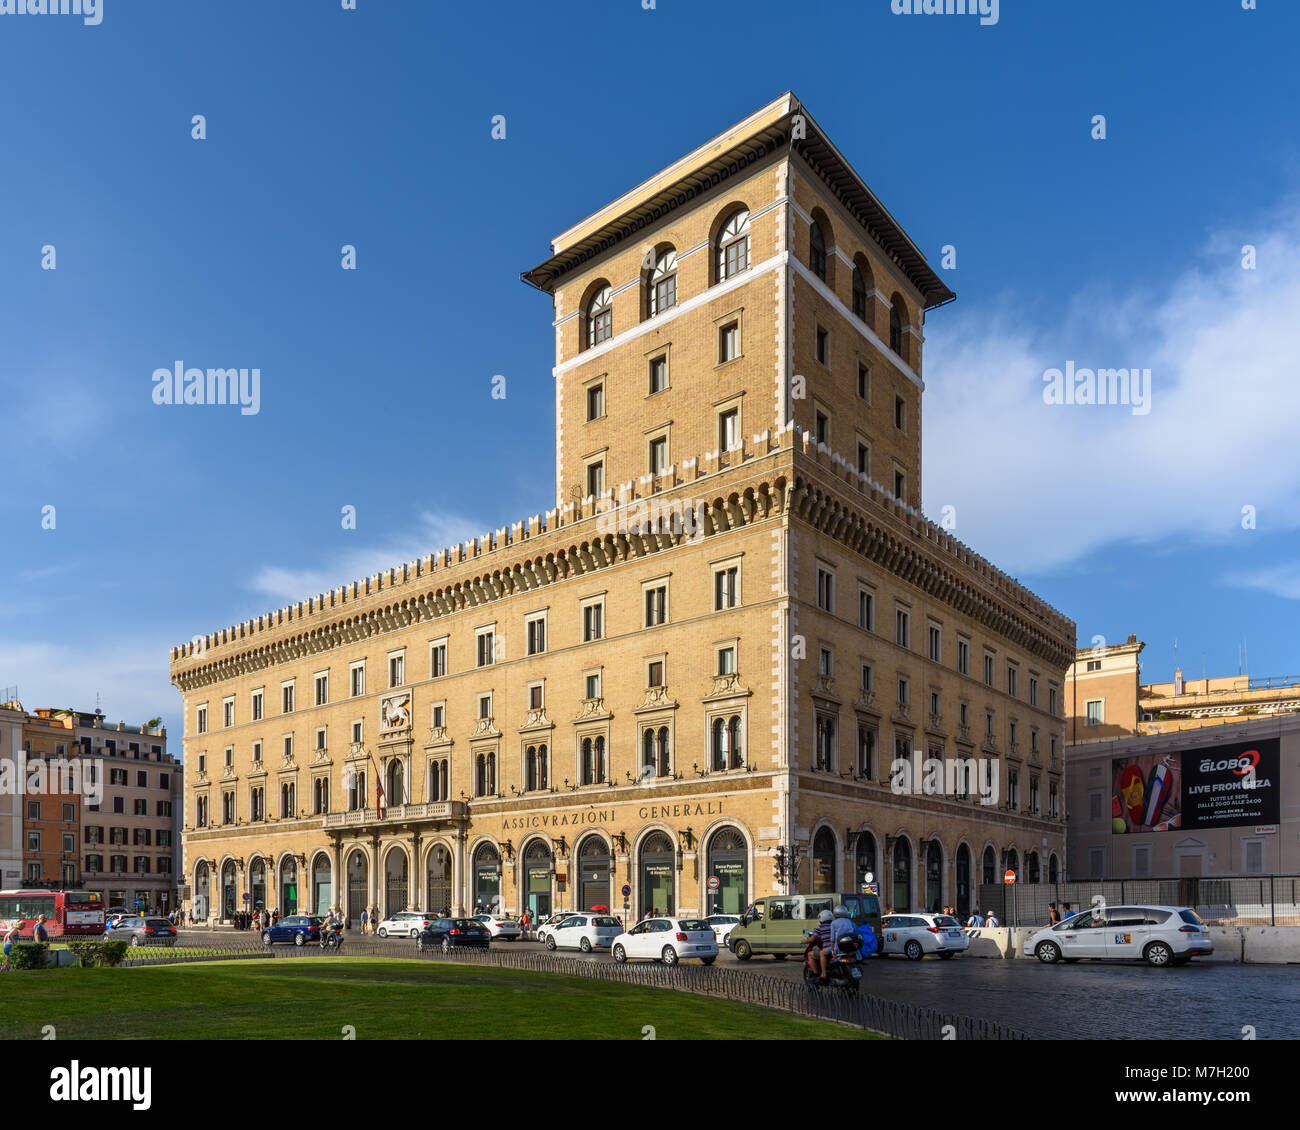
<box><xmin>472</xmin><ymin>914</ymin><xmax>523</xmax><ymax>940</ymax></box>
<box><xmin>376</xmin><ymin>911</ymin><xmax>439</xmax><ymax>939</ymax></box>
<box><xmin>611</xmin><ymin>917</ymin><xmax>719</xmax><ymax>965</ymax></box>
<box><xmin>261</xmin><ymin>914</ymin><xmax>324</xmax><ymax>947</ymax></box>
<box><xmin>703</xmin><ymin>913</ymin><xmax>742</xmax><ymax>947</ymax></box>
<box><xmin>729</xmin><ymin>892</ymin><xmax>882</xmax><ymax>960</ymax></box>
<box><xmin>540</xmin><ymin>913</ymin><xmax>622</xmax><ymax>953</ymax></box>
<box><xmin>534</xmin><ymin>912</ymin><xmax>576</xmax><ymax>940</ymax></box>
<box><xmin>878</xmin><ymin>913</ymin><xmax>969</xmax><ymax>960</ymax></box>
<box><xmin>1022</xmin><ymin>905</ymin><xmax>1214</xmax><ymax>967</ymax></box>
<box><xmin>108</xmin><ymin>916</ymin><xmax>177</xmax><ymax>947</ymax></box>
<box><xmin>104</xmin><ymin>912</ymin><xmax>130</xmax><ymax>932</ymax></box>
<box><xmin>416</xmin><ymin>917</ymin><xmax>491</xmax><ymax>952</ymax></box>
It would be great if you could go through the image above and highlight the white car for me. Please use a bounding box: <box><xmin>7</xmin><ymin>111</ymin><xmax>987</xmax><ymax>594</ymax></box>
<box><xmin>1022</xmin><ymin>904</ymin><xmax>1214</xmax><ymax>967</ymax></box>
<box><xmin>376</xmin><ymin>911</ymin><xmax>439</xmax><ymax>938</ymax></box>
<box><xmin>473</xmin><ymin>914</ymin><xmax>523</xmax><ymax>940</ymax></box>
<box><xmin>704</xmin><ymin>913</ymin><xmax>741</xmax><ymax>947</ymax></box>
<box><xmin>541</xmin><ymin>912</ymin><xmax>623</xmax><ymax>952</ymax></box>
<box><xmin>879</xmin><ymin>913</ymin><xmax>969</xmax><ymax>960</ymax></box>
<box><xmin>611</xmin><ymin>917</ymin><xmax>719</xmax><ymax>965</ymax></box>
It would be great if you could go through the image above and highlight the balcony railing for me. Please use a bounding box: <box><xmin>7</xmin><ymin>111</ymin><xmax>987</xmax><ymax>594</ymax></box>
<box><xmin>322</xmin><ymin>801</ymin><xmax>466</xmax><ymax>827</ymax></box>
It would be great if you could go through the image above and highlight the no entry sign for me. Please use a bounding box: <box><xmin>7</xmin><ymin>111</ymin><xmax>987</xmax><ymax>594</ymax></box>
<box><xmin>1004</xmin><ymin>870</ymin><xmax>1016</xmax><ymax>884</ymax></box>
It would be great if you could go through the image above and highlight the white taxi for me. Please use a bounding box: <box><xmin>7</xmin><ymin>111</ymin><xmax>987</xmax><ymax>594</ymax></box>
<box><xmin>540</xmin><ymin>912</ymin><xmax>622</xmax><ymax>952</ymax></box>
<box><xmin>879</xmin><ymin>913</ymin><xmax>969</xmax><ymax>960</ymax></box>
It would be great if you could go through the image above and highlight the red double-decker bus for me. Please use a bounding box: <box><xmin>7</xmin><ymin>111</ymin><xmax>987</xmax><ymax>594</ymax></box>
<box><xmin>0</xmin><ymin>889</ymin><xmax>105</xmax><ymax>938</ymax></box>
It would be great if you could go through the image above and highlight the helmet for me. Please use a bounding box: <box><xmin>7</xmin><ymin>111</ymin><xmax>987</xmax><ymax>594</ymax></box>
<box><xmin>818</xmin><ymin>909</ymin><xmax>833</xmax><ymax>924</ymax></box>
<box><xmin>833</xmin><ymin>904</ymin><xmax>850</xmax><ymax>918</ymax></box>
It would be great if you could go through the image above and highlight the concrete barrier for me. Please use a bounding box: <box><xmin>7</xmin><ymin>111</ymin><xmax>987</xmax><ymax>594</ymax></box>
<box><xmin>954</xmin><ymin>924</ymin><xmax>1300</xmax><ymax>962</ymax></box>
<box><xmin>1241</xmin><ymin>926</ymin><xmax>1300</xmax><ymax>964</ymax></box>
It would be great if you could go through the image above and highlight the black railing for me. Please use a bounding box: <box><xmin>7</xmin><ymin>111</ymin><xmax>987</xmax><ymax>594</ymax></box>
<box><xmin>117</xmin><ymin>937</ymin><xmax>1027</xmax><ymax>1040</ymax></box>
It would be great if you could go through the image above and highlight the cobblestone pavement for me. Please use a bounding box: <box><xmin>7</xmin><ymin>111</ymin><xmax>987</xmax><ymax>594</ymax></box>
<box><xmin>176</xmin><ymin>928</ymin><xmax>1300</xmax><ymax>1039</ymax></box>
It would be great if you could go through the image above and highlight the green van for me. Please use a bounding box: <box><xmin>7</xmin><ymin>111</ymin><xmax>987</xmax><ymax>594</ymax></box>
<box><xmin>728</xmin><ymin>890</ymin><xmax>882</xmax><ymax>960</ymax></box>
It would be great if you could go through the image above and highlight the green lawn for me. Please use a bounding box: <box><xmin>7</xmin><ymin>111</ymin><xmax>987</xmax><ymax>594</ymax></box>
<box><xmin>0</xmin><ymin>958</ymin><xmax>878</xmax><ymax>1040</ymax></box>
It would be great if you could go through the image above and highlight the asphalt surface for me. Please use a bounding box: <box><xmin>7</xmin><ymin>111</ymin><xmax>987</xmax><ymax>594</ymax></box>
<box><xmin>174</xmin><ymin>928</ymin><xmax>1300</xmax><ymax>1040</ymax></box>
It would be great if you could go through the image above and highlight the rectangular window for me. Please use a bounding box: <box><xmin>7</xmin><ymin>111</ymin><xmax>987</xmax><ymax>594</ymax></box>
<box><xmin>957</xmin><ymin>638</ymin><xmax>970</xmax><ymax>676</ymax></box>
<box><xmin>894</xmin><ymin>470</ymin><xmax>905</xmax><ymax>500</ymax></box>
<box><xmin>719</xmin><ymin>408</ymin><xmax>740</xmax><ymax>451</ymax></box>
<box><xmin>649</xmin><ymin>355</ymin><xmax>667</xmax><ymax>394</ymax></box>
<box><xmin>351</xmin><ymin>721</ymin><xmax>363</xmax><ymax>744</ymax></box>
<box><xmin>136</xmin><ymin>771</ymin><xmax>147</xmax><ymax>788</ymax></box>
<box><xmin>818</xmin><ymin>648</ymin><xmax>833</xmax><ymax>677</ymax></box>
<box><xmin>478</xmin><ymin>694</ymin><xmax>492</xmax><ymax>721</ymax></box>
<box><xmin>1085</xmin><ymin>659</ymin><xmax>1102</xmax><ymax>672</ymax></box>
<box><xmin>895</xmin><ymin>608</ymin><xmax>910</xmax><ymax>649</ymax></box>
<box><xmin>351</xmin><ymin>662</ymin><xmax>366</xmax><ymax>696</ymax></box>
<box><xmin>283</xmin><ymin>735</ymin><xmax>293</xmax><ymax>759</ymax></box>
<box><xmin>983</xmin><ymin>653</ymin><xmax>995</xmax><ymax>687</ymax></box>
<box><xmin>526</xmin><ymin>615</ymin><xmax>547</xmax><ymax>656</ymax></box>
<box><xmin>714</xmin><ymin>566</ymin><xmax>739</xmax><ymax>610</ymax></box>
<box><xmin>429</xmin><ymin>643</ymin><xmax>446</xmax><ymax>679</ymax></box>
<box><xmin>586</xmin><ymin>460</ymin><xmax>605</xmax><ymax>498</ymax></box>
<box><xmin>897</xmin><ymin>678</ymin><xmax>908</xmax><ymax>706</ymax></box>
<box><xmin>196</xmin><ymin>705</ymin><xmax>208</xmax><ymax>734</ymax></box>
<box><xmin>717</xmin><ymin>646</ymin><xmax>737</xmax><ymax>676</ymax></box>
<box><xmin>895</xmin><ymin>396</ymin><xmax>905</xmax><ymax>431</ymax></box>
<box><xmin>1049</xmin><ymin>686</ymin><xmax>1059</xmax><ymax>715</ymax></box>
<box><xmin>315</xmin><ymin>672</ymin><xmax>329</xmax><ymax>706</ymax></box>
<box><xmin>583</xmin><ymin>601</ymin><xmax>604</xmax><ymax>642</ymax></box>
<box><xmin>316</xmin><ymin>727</ymin><xmax>327</xmax><ymax>751</ymax></box>
<box><xmin>251</xmin><ymin>689</ymin><xmax>263</xmax><ymax>720</ymax></box>
<box><xmin>282</xmin><ymin>682</ymin><xmax>295</xmax><ymax>714</ymax></box>
<box><xmin>857</xmin><ymin>364</ymin><xmax>870</xmax><ymax>401</ymax></box>
<box><xmin>1007</xmin><ymin>665</ymin><xmax>1018</xmax><ymax>698</ymax></box>
<box><xmin>585</xmin><ymin>673</ymin><xmax>601</xmax><ymax>700</ymax></box>
<box><xmin>222</xmin><ymin>698</ymin><xmax>234</xmax><ymax>727</ymax></box>
<box><xmin>252</xmin><ymin>741</ymin><xmax>262</xmax><ymax>763</ymax></box>
<box><xmin>529</xmin><ymin>684</ymin><xmax>544</xmax><ymax>711</ymax></box>
<box><xmin>857</xmin><ymin>442</ymin><xmax>869</xmax><ymax>475</ymax></box>
<box><xmin>1088</xmin><ymin>792</ymin><xmax>1103</xmax><ymax>821</ymax></box>
<box><xmin>431</xmin><ymin>704</ymin><xmax>445</xmax><ymax>729</ymax></box>
<box><xmin>815</xmin><ymin>410</ymin><xmax>830</xmax><ymax>446</ymax></box>
<box><xmin>1085</xmin><ymin>700</ymin><xmax>1103</xmax><ymax>727</ymax></box>
<box><xmin>860</xmin><ymin>663</ymin><xmax>873</xmax><ymax>692</ymax></box>
<box><xmin>644</xmin><ymin>585</ymin><xmax>667</xmax><ymax>627</ymax></box>
<box><xmin>928</xmin><ymin>623</ymin><xmax>941</xmax><ymax>662</ymax></box>
<box><xmin>389</xmin><ymin>653</ymin><xmax>404</xmax><ymax>688</ymax></box>
<box><xmin>815</xmin><ymin>325</ymin><xmax>829</xmax><ymax>365</ymax></box>
<box><xmin>649</xmin><ymin>437</ymin><xmax>667</xmax><ymax>475</ymax></box>
<box><xmin>816</xmin><ymin>566</ymin><xmax>835</xmax><ymax>613</ymax></box>
<box><xmin>719</xmin><ymin>321</ymin><xmax>739</xmax><ymax>363</ymax></box>
<box><xmin>476</xmin><ymin>629</ymin><xmax>495</xmax><ymax>667</ymax></box>
<box><xmin>648</xmin><ymin>659</ymin><xmax>664</xmax><ymax>688</ymax></box>
<box><xmin>1029</xmin><ymin>677</ymin><xmax>1039</xmax><ymax>707</ymax></box>
<box><xmin>586</xmin><ymin>383</ymin><xmax>604</xmax><ymax>421</ymax></box>
<box><xmin>858</xmin><ymin>588</ymin><xmax>874</xmax><ymax>631</ymax></box>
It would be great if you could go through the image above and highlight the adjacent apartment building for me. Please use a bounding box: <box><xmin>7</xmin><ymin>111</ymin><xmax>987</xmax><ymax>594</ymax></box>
<box><xmin>1066</xmin><ymin>637</ymin><xmax>1297</xmax><ymax>878</ymax></box>
<box><xmin>171</xmin><ymin>93</ymin><xmax>1075</xmax><ymax>926</ymax></box>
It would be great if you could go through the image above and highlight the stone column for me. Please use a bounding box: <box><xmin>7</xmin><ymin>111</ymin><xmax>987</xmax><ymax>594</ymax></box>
<box><xmin>453</xmin><ymin>828</ymin><xmax>466</xmax><ymax>917</ymax></box>
<box><xmin>330</xmin><ymin>837</ymin><xmax>343</xmax><ymax>919</ymax></box>
<box><xmin>368</xmin><ymin>833</ymin><xmax>381</xmax><ymax>926</ymax></box>
<box><xmin>410</xmin><ymin>829</ymin><xmax>422</xmax><ymax>912</ymax></box>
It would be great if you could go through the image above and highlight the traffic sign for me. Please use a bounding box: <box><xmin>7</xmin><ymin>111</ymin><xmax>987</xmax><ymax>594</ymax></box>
<box><xmin>707</xmin><ymin>875</ymin><xmax>720</xmax><ymax>891</ymax></box>
<box><xmin>621</xmin><ymin>884</ymin><xmax>631</xmax><ymax>898</ymax></box>
<box><xmin>242</xmin><ymin>892</ymin><xmax>250</xmax><ymax>901</ymax></box>
<box><xmin>1004</xmin><ymin>870</ymin><xmax>1016</xmax><ymax>885</ymax></box>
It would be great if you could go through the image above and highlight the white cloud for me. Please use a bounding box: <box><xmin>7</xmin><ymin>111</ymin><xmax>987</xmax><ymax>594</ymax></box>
<box><xmin>922</xmin><ymin>200</ymin><xmax>1300</xmax><ymax>576</ymax></box>
<box><xmin>247</xmin><ymin>509</ymin><xmax>489</xmax><ymax>603</ymax></box>
<box><xmin>1226</xmin><ymin>563</ymin><xmax>1300</xmax><ymax>601</ymax></box>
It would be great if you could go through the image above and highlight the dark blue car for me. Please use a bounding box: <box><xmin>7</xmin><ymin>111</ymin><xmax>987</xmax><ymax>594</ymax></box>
<box><xmin>416</xmin><ymin>917</ymin><xmax>491</xmax><ymax>952</ymax></box>
<box><xmin>261</xmin><ymin>914</ymin><xmax>324</xmax><ymax>947</ymax></box>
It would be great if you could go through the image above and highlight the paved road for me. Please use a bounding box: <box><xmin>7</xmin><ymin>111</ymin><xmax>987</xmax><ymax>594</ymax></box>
<box><xmin>174</xmin><ymin>929</ymin><xmax>1300</xmax><ymax>1040</ymax></box>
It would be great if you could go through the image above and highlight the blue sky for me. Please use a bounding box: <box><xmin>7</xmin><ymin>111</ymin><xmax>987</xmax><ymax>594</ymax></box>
<box><xmin>2</xmin><ymin>0</ymin><xmax>1298</xmax><ymax>737</ymax></box>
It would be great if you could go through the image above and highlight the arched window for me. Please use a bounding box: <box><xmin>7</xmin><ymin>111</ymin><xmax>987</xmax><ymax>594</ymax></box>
<box><xmin>982</xmin><ymin>845</ymin><xmax>996</xmax><ymax>886</ymax></box>
<box><xmin>642</xmin><ymin>728</ymin><xmax>655</xmax><ymax>776</ymax></box>
<box><xmin>648</xmin><ymin>250</ymin><xmax>677</xmax><ymax>317</ymax></box>
<box><xmin>855</xmin><ymin>832</ymin><xmax>877</xmax><ymax>888</ymax></box>
<box><xmin>711</xmin><ymin>717</ymin><xmax>727</xmax><ymax>772</ymax></box>
<box><xmin>889</xmin><ymin>293</ymin><xmax>907</xmax><ymax>357</ymax></box>
<box><xmin>582</xmin><ymin>738</ymin><xmax>593</xmax><ymax>784</ymax></box>
<box><xmin>387</xmin><ymin>759</ymin><xmax>404</xmax><ymax>807</ymax></box>
<box><xmin>656</xmin><ymin>726</ymin><xmax>671</xmax><ymax>777</ymax></box>
<box><xmin>727</xmin><ymin>716</ymin><xmax>742</xmax><ymax>769</ymax></box>
<box><xmin>716</xmin><ymin>208</ymin><xmax>750</xmax><ymax>281</ymax></box>
<box><xmin>810</xmin><ymin>220</ymin><xmax>826</xmax><ymax>281</ymax></box>
<box><xmin>586</xmin><ymin>284</ymin><xmax>612</xmax><ymax>348</ymax></box>
<box><xmin>892</xmin><ymin>838</ymin><xmax>912</xmax><ymax>912</ymax></box>
<box><xmin>852</xmin><ymin>264</ymin><xmax>868</xmax><ymax>320</ymax></box>
<box><xmin>812</xmin><ymin>827</ymin><xmax>836</xmax><ymax>894</ymax></box>
<box><xmin>475</xmin><ymin>754</ymin><xmax>487</xmax><ymax>797</ymax></box>
<box><xmin>595</xmin><ymin>736</ymin><xmax>606</xmax><ymax>783</ymax></box>
<box><xmin>1048</xmin><ymin>853</ymin><xmax>1059</xmax><ymax>885</ymax></box>
<box><xmin>1027</xmin><ymin>851</ymin><xmax>1040</xmax><ymax>884</ymax></box>
<box><xmin>526</xmin><ymin>746</ymin><xmax>538</xmax><ymax>792</ymax></box>
<box><xmin>537</xmin><ymin>745</ymin><xmax>548</xmax><ymax>790</ymax></box>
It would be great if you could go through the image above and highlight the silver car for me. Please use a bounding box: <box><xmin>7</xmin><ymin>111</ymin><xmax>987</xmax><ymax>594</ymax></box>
<box><xmin>1022</xmin><ymin>904</ymin><xmax>1214</xmax><ymax>967</ymax></box>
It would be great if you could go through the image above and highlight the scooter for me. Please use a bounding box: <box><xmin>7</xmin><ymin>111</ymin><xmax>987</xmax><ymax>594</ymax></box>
<box><xmin>320</xmin><ymin>922</ymin><xmax>344</xmax><ymax>950</ymax></box>
<box><xmin>802</xmin><ymin>930</ymin><xmax>864</xmax><ymax>993</ymax></box>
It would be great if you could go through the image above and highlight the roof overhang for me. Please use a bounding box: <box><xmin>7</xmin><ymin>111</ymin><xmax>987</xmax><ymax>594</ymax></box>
<box><xmin>521</xmin><ymin>92</ymin><xmax>955</xmax><ymax>310</ymax></box>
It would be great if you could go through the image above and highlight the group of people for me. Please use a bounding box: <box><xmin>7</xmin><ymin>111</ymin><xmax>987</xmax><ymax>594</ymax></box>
<box><xmin>232</xmin><ymin>909</ymin><xmax>281</xmax><ymax>931</ymax></box>
<box><xmin>804</xmin><ymin>904</ymin><xmax>869</xmax><ymax>984</ymax></box>
<box><xmin>1</xmin><ymin>913</ymin><xmax>49</xmax><ymax>971</ymax></box>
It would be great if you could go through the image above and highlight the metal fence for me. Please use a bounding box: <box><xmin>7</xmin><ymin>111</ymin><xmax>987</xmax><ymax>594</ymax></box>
<box><xmin>977</xmin><ymin>874</ymin><xmax>1300</xmax><ymax>927</ymax></box>
<box><xmin>117</xmin><ymin>937</ymin><xmax>1027</xmax><ymax>1040</ymax></box>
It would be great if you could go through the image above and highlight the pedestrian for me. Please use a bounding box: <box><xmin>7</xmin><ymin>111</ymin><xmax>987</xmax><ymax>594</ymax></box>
<box><xmin>1061</xmin><ymin>902</ymin><xmax>1072</xmax><ymax>920</ymax></box>
<box><xmin>1048</xmin><ymin>902</ymin><xmax>1060</xmax><ymax>926</ymax></box>
<box><xmin>33</xmin><ymin>914</ymin><xmax>50</xmax><ymax>944</ymax></box>
<box><xmin>985</xmin><ymin>909</ymin><xmax>1000</xmax><ymax>928</ymax></box>
<box><xmin>1</xmin><ymin>919</ymin><xmax>20</xmax><ymax>972</ymax></box>
<box><xmin>966</xmin><ymin>909</ymin><xmax>985</xmax><ymax>928</ymax></box>
<box><xmin>360</xmin><ymin>908</ymin><xmax>369</xmax><ymax>935</ymax></box>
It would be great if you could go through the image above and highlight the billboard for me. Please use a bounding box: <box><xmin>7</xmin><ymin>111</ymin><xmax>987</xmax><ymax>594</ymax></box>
<box><xmin>1111</xmin><ymin>738</ymin><xmax>1279</xmax><ymax>833</ymax></box>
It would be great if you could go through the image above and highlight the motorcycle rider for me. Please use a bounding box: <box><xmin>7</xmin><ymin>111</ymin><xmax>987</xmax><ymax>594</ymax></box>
<box><xmin>804</xmin><ymin>909</ymin><xmax>834</xmax><ymax>983</ymax></box>
<box><xmin>828</xmin><ymin>904</ymin><xmax>859</xmax><ymax>975</ymax></box>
